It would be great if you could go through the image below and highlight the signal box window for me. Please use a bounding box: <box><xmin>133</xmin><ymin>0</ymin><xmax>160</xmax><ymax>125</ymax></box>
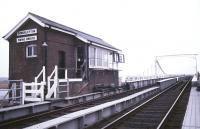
<box><xmin>26</xmin><ymin>44</ymin><xmax>37</xmax><ymax>58</ymax></box>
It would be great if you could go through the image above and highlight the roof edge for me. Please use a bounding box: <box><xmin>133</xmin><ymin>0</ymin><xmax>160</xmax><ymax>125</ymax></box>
<box><xmin>3</xmin><ymin>13</ymin><xmax>45</xmax><ymax>40</ymax></box>
<box><xmin>91</xmin><ymin>42</ymin><xmax>121</xmax><ymax>52</ymax></box>
<box><xmin>3</xmin><ymin>13</ymin><xmax>121</xmax><ymax>52</ymax></box>
<box><xmin>49</xmin><ymin>26</ymin><xmax>120</xmax><ymax>51</ymax></box>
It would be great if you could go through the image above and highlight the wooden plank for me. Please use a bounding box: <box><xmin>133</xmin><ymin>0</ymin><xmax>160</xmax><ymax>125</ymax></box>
<box><xmin>24</xmin><ymin>97</ymin><xmax>42</xmax><ymax>102</ymax></box>
<box><xmin>25</xmin><ymin>90</ymin><xmax>41</xmax><ymax>94</ymax></box>
<box><xmin>59</xmin><ymin>78</ymin><xmax>82</xmax><ymax>83</ymax></box>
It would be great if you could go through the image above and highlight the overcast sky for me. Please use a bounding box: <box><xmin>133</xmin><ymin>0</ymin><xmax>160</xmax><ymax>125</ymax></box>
<box><xmin>0</xmin><ymin>0</ymin><xmax>200</xmax><ymax>78</ymax></box>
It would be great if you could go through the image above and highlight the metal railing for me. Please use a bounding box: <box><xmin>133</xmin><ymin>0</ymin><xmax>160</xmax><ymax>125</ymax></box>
<box><xmin>0</xmin><ymin>80</ymin><xmax>23</xmax><ymax>108</ymax></box>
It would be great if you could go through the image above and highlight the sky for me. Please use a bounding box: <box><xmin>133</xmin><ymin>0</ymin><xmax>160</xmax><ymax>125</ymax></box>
<box><xmin>0</xmin><ymin>0</ymin><xmax>200</xmax><ymax>78</ymax></box>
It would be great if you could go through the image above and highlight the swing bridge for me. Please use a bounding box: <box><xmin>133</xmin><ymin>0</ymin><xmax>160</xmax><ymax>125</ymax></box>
<box><xmin>0</xmin><ymin>54</ymin><xmax>199</xmax><ymax>129</ymax></box>
<box><xmin>2</xmin><ymin>54</ymin><xmax>199</xmax><ymax>106</ymax></box>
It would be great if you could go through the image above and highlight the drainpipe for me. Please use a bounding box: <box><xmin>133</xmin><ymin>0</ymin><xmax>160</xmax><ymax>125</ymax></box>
<box><xmin>42</xmin><ymin>41</ymin><xmax>48</xmax><ymax>79</ymax></box>
<box><xmin>42</xmin><ymin>26</ymin><xmax>48</xmax><ymax>95</ymax></box>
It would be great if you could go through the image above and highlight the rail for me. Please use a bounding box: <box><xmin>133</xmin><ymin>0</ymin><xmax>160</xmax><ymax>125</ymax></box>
<box><xmin>100</xmin><ymin>79</ymin><xmax>191</xmax><ymax>129</ymax></box>
<box><xmin>156</xmin><ymin>78</ymin><xmax>192</xmax><ymax>129</ymax></box>
<box><xmin>101</xmin><ymin>82</ymin><xmax>179</xmax><ymax>129</ymax></box>
<box><xmin>23</xmin><ymin>87</ymin><xmax>159</xmax><ymax>129</ymax></box>
<box><xmin>0</xmin><ymin>85</ymin><xmax>150</xmax><ymax>128</ymax></box>
<box><xmin>0</xmin><ymin>80</ymin><xmax>23</xmax><ymax>107</ymax></box>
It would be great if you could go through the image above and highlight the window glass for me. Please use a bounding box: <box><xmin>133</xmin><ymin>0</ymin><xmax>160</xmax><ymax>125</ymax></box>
<box><xmin>33</xmin><ymin>46</ymin><xmax>37</xmax><ymax>55</ymax></box>
<box><xmin>103</xmin><ymin>50</ymin><xmax>108</xmax><ymax>67</ymax></box>
<box><xmin>119</xmin><ymin>54</ymin><xmax>125</xmax><ymax>63</ymax></box>
<box><xmin>97</xmin><ymin>48</ymin><xmax>102</xmax><ymax>66</ymax></box>
<box><xmin>28</xmin><ymin>47</ymin><xmax>32</xmax><ymax>57</ymax></box>
<box><xmin>89</xmin><ymin>46</ymin><xmax>119</xmax><ymax>69</ymax></box>
<box><xmin>26</xmin><ymin>45</ymin><xmax>37</xmax><ymax>58</ymax></box>
<box><xmin>113</xmin><ymin>53</ymin><xmax>119</xmax><ymax>62</ymax></box>
<box><xmin>89</xmin><ymin>47</ymin><xmax>95</xmax><ymax>66</ymax></box>
<box><xmin>108</xmin><ymin>52</ymin><xmax>113</xmax><ymax>68</ymax></box>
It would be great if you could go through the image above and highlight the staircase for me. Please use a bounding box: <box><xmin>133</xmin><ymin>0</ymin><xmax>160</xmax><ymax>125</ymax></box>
<box><xmin>46</xmin><ymin>65</ymin><xmax>82</xmax><ymax>99</ymax></box>
<box><xmin>12</xmin><ymin>65</ymin><xmax>85</xmax><ymax>104</ymax></box>
<box><xmin>45</xmin><ymin>66</ymin><xmax>59</xmax><ymax>99</ymax></box>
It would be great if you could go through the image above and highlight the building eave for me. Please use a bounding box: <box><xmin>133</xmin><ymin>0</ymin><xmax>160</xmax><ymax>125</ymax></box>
<box><xmin>50</xmin><ymin>26</ymin><xmax>90</xmax><ymax>43</ymax></box>
<box><xmin>3</xmin><ymin>13</ymin><xmax>121</xmax><ymax>52</ymax></box>
<box><xmin>49</xmin><ymin>27</ymin><xmax>119</xmax><ymax>51</ymax></box>
<box><xmin>75</xmin><ymin>34</ymin><xmax>90</xmax><ymax>43</ymax></box>
<box><xmin>3</xmin><ymin>13</ymin><xmax>45</xmax><ymax>40</ymax></box>
<box><xmin>51</xmin><ymin>26</ymin><xmax>75</xmax><ymax>36</ymax></box>
<box><xmin>90</xmin><ymin>42</ymin><xmax>121</xmax><ymax>52</ymax></box>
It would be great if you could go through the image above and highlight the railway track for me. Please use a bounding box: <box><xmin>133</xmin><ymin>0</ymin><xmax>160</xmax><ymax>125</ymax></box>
<box><xmin>0</xmin><ymin>86</ymin><xmax>154</xmax><ymax>129</ymax></box>
<box><xmin>93</xmin><ymin>79</ymin><xmax>191</xmax><ymax>129</ymax></box>
<box><xmin>159</xmin><ymin>81</ymin><xmax>191</xmax><ymax>129</ymax></box>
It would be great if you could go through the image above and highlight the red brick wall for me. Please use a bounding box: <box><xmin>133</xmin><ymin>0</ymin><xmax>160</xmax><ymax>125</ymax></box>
<box><xmin>8</xmin><ymin>19</ymin><xmax>119</xmax><ymax>95</ymax></box>
<box><xmin>9</xmin><ymin>19</ymin><xmax>44</xmax><ymax>82</ymax></box>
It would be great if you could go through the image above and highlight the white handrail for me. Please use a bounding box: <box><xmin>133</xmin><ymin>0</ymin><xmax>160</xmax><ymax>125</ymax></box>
<box><xmin>22</xmin><ymin>82</ymin><xmax>45</xmax><ymax>104</ymax></box>
<box><xmin>65</xmin><ymin>69</ymin><xmax>68</xmax><ymax>79</ymax></box>
<box><xmin>35</xmin><ymin>66</ymin><xmax>46</xmax><ymax>82</ymax></box>
<box><xmin>34</xmin><ymin>66</ymin><xmax>46</xmax><ymax>97</ymax></box>
<box><xmin>23</xmin><ymin>82</ymin><xmax>46</xmax><ymax>86</ymax></box>
<box><xmin>22</xmin><ymin>66</ymin><xmax>46</xmax><ymax>104</ymax></box>
<box><xmin>49</xmin><ymin>66</ymin><xmax>57</xmax><ymax>79</ymax></box>
<box><xmin>46</xmin><ymin>65</ymin><xmax>83</xmax><ymax>99</ymax></box>
<box><xmin>46</xmin><ymin>66</ymin><xmax>58</xmax><ymax>99</ymax></box>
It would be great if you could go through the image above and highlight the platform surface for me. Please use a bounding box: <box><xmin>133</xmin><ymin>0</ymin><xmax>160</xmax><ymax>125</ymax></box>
<box><xmin>0</xmin><ymin>101</ymin><xmax>50</xmax><ymax>112</ymax></box>
<box><xmin>182</xmin><ymin>87</ymin><xmax>200</xmax><ymax>129</ymax></box>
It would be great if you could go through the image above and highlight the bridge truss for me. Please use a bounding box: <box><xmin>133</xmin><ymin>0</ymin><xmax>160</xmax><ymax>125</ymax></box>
<box><xmin>155</xmin><ymin>54</ymin><xmax>199</xmax><ymax>77</ymax></box>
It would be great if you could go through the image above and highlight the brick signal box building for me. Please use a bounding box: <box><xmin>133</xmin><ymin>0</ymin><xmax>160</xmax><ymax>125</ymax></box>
<box><xmin>3</xmin><ymin>13</ymin><xmax>124</xmax><ymax>95</ymax></box>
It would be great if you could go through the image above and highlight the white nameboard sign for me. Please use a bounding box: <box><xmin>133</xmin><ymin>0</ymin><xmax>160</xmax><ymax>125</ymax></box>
<box><xmin>17</xmin><ymin>28</ymin><xmax>37</xmax><ymax>36</ymax></box>
<box><xmin>16</xmin><ymin>36</ymin><xmax>37</xmax><ymax>43</ymax></box>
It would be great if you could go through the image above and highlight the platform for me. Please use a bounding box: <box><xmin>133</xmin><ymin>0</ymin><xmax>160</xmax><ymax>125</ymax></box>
<box><xmin>24</xmin><ymin>87</ymin><xmax>159</xmax><ymax>129</ymax></box>
<box><xmin>182</xmin><ymin>87</ymin><xmax>200</xmax><ymax>129</ymax></box>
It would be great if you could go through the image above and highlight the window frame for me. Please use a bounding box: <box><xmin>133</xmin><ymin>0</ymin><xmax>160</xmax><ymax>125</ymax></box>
<box><xmin>89</xmin><ymin>46</ymin><xmax>96</xmax><ymax>67</ymax></box>
<box><xmin>89</xmin><ymin>46</ymin><xmax>114</xmax><ymax>69</ymax></box>
<box><xmin>26</xmin><ymin>44</ymin><xmax>37</xmax><ymax>58</ymax></box>
<box><xmin>119</xmin><ymin>54</ymin><xmax>125</xmax><ymax>63</ymax></box>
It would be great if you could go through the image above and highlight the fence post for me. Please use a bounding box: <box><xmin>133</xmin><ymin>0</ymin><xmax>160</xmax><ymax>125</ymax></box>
<box><xmin>54</xmin><ymin>65</ymin><xmax>58</xmax><ymax>98</ymax></box>
<box><xmin>34</xmin><ymin>78</ymin><xmax>37</xmax><ymax>98</ymax></box>
<box><xmin>11</xmin><ymin>83</ymin><xmax>16</xmax><ymax>103</ymax></box>
<box><xmin>11</xmin><ymin>83</ymin><xmax>14</xmax><ymax>101</ymax></box>
<box><xmin>13</xmin><ymin>83</ymin><xmax>16</xmax><ymax>101</ymax></box>
<box><xmin>67</xmin><ymin>78</ymin><xmax>69</xmax><ymax>97</ymax></box>
<box><xmin>47</xmin><ymin>76</ymin><xmax>50</xmax><ymax>93</ymax></box>
<box><xmin>41</xmin><ymin>84</ymin><xmax>44</xmax><ymax>101</ymax></box>
<box><xmin>20</xmin><ymin>80</ymin><xmax>23</xmax><ymax>104</ymax></box>
<box><xmin>22</xmin><ymin>82</ymin><xmax>25</xmax><ymax>105</ymax></box>
<box><xmin>65</xmin><ymin>69</ymin><xmax>68</xmax><ymax>79</ymax></box>
<box><xmin>43</xmin><ymin>66</ymin><xmax>46</xmax><ymax>82</ymax></box>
